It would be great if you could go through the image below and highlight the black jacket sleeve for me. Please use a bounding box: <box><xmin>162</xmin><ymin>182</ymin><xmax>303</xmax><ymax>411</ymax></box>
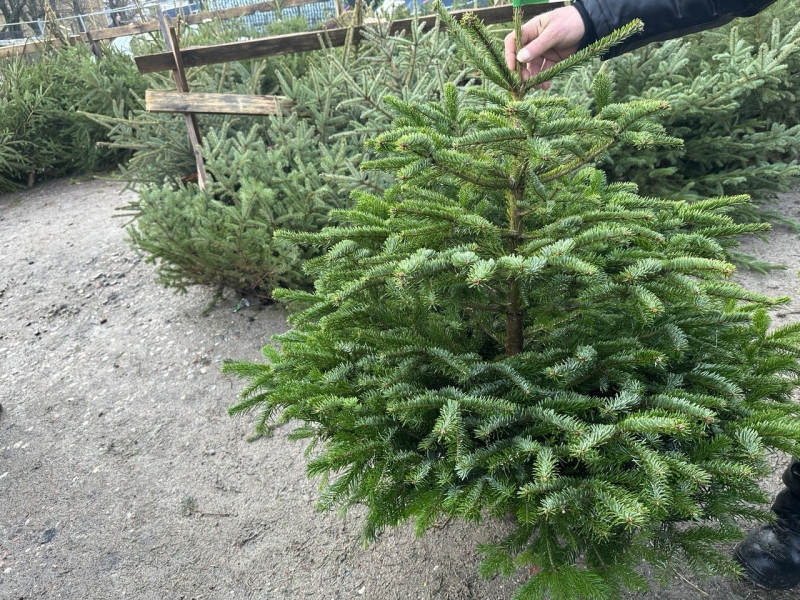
<box><xmin>573</xmin><ymin>0</ymin><xmax>779</xmax><ymax>58</ymax></box>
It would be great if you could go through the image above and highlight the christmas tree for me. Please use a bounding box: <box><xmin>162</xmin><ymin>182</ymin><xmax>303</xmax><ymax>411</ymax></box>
<box><xmin>225</xmin><ymin>7</ymin><xmax>800</xmax><ymax>597</ymax></box>
<box><xmin>104</xmin><ymin>17</ymin><xmax>459</xmax><ymax>303</ymax></box>
<box><xmin>127</xmin><ymin>125</ymin><xmax>309</xmax><ymax>304</ymax></box>
<box><xmin>555</xmin><ymin>2</ymin><xmax>800</xmax><ymax>223</ymax></box>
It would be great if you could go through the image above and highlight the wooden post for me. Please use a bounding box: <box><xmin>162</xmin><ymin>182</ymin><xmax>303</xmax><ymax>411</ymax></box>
<box><xmin>78</xmin><ymin>15</ymin><xmax>102</xmax><ymax>58</ymax></box>
<box><xmin>84</xmin><ymin>27</ymin><xmax>102</xmax><ymax>59</ymax></box>
<box><xmin>157</xmin><ymin>9</ymin><xmax>207</xmax><ymax>190</ymax></box>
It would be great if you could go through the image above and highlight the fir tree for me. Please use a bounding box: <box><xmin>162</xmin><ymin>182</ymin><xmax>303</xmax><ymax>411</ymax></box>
<box><xmin>225</xmin><ymin>6</ymin><xmax>800</xmax><ymax>599</ymax></box>
<box><xmin>108</xmin><ymin>18</ymin><xmax>461</xmax><ymax>301</ymax></box>
<box><xmin>555</xmin><ymin>2</ymin><xmax>800</xmax><ymax>222</ymax></box>
<box><xmin>0</xmin><ymin>43</ymin><xmax>146</xmax><ymax>188</ymax></box>
<box><xmin>127</xmin><ymin>127</ymin><xmax>310</xmax><ymax>300</ymax></box>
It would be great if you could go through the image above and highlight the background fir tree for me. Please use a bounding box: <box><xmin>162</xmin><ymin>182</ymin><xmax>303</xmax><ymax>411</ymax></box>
<box><xmin>80</xmin><ymin>4</ymin><xmax>800</xmax><ymax>303</ymax></box>
<box><xmin>108</xmin><ymin>19</ymin><xmax>461</xmax><ymax>302</ymax></box>
<box><xmin>555</xmin><ymin>0</ymin><xmax>800</xmax><ymax>223</ymax></box>
<box><xmin>0</xmin><ymin>43</ymin><xmax>146</xmax><ymax>190</ymax></box>
<box><xmin>125</xmin><ymin>124</ymin><xmax>329</xmax><ymax>303</ymax></box>
<box><xmin>225</xmin><ymin>6</ymin><xmax>800</xmax><ymax>599</ymax></box>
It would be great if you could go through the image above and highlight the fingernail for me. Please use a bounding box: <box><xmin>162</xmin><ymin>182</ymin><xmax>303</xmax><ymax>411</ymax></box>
<box><xmin>517</xmin><ymin>49</ymin><xmax>531</xmax><ymax>63</ymax></box>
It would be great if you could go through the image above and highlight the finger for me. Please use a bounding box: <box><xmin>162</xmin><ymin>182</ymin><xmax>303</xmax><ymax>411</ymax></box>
<box><xmin>506</xmin><ymin>15</ymin><xmax>546</xmax><ymax>71</ymax></box>
<box><xmin>520</xmin><ymin>56</ymin><xmax>548</xmax><ymax>82</ymax></box>
<box><xmin>516</xmin><ymin>26</ymin><xmax>557</xmax><ymax>66</ymax></box>
<box><xmin>504</xmin><ymin>30</ymin><xmax>518</xmax><ymax>71</ymax></box>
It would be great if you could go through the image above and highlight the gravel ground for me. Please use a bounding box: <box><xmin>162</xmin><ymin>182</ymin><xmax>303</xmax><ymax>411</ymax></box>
<box><xmin>1</xmin><ymin>178</ymin><xmax>799</xmax><ymax>600</ymax></box>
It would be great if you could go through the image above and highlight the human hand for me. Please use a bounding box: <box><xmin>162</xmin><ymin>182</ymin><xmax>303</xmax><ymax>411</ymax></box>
<box><xmin>504</xmin><ymin>6</ymin><xmax>585</xmax><ymax>86</ymax></box>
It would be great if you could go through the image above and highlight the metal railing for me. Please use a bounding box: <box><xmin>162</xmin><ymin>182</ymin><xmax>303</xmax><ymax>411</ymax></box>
<box><xmin>0</xmin><ymin>0</ymin><xmax>336</xmax><ymax>46</ymax></box>
<box><xmin>0</xmin><ymin>2</ymin><xmax>210</xmax><ymax>43</ymax></box>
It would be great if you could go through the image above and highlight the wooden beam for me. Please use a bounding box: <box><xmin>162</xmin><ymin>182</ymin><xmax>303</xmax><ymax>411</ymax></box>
<box><xmin>84</xmin><ymin>27</ymin><xmax>102</xmax><ymax>58</ymax></box>
<box><xmin>135</xmin><ymin>4</ymin><xmax>555</xmax><ymax>73</ymax></box>
<box><xmin>0</xmin><ymin>40</ymin><xmax>51</xmax><ymax>59</ymax></box>
<box><xmin>146</xmin><ymin>90</ymin><xmax>287</xmax><ymax>115</ymax></box>
<box><xmin>80</xmin><ymin>19</ymin><xmax>161</xmax><ymax>42</ymax></box>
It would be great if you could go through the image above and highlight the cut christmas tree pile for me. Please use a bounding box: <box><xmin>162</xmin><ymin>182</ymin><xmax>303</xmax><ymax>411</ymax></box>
<box><xmin>225</xmin><ymin>6</ymin><xmax>800</xmax><ymax>598</ymax></box>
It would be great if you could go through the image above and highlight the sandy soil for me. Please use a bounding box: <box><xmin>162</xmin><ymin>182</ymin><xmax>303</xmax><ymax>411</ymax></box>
<box><xmin>1</xmin><ymin>178</ymin><xmax>799</xmax><ymax>600</ymax></box>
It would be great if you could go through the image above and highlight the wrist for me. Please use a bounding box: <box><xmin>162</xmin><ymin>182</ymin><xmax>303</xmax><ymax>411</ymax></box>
<box><xmin>572</xmin><ymin>1</ymin><xmax>598</xmax><ymax>49</ymax></box>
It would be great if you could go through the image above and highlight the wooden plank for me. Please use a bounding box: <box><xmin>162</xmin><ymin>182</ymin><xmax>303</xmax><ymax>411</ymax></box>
<box><xmin>159</xmin><ymin>10</ymin><xmax>208</xmax><ymax>190</ymax></box>
<box><xmin>0</xmin><ymin>40</ymin><xmax>52</xmax><ymax>59</ymax></box>
<box><xmin>81</xmin><ymin>20</ymin><xmax>161</xmax><ymax>42</ymax></box>
<box><xmin>162</xmin><ymin>17</ymin><xmax>191</xmax><ymax>93</ymax></box>
<box><xmin>74</xmin><ymin>0</ymin><xmax>320</xmax><ymax>43</ymax></box>
<box><xmin>135</xmin><ymin>4</ymin><xmax>554</xmax><ymax>74</ymax></box>
<box><xmin>146</xmin><ymin>90</ymin><xmax>286</xmax><ymax>115</ymax></box>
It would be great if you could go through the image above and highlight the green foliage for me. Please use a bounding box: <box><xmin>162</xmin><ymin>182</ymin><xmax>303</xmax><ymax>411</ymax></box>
<box><xmin>0</xmin><ymin>132</ymin><xmax>28</xmax><ymax>193</ymax></box>
<box><xmin>96</xmin><ymin>17</ymin><xmax>460</xmax><ymax>188</ymax></box>
<box><xmin>225</xmin><ymin>8</ymin><xmax>800</xmax><ymax>598</ymax></box>
<box><xmin>555</xmin><ymin>0</ymin><xmax>800</xmax><ymax>221</ymax></box>
<box><xmin>87</xmin><ymin>17</ymin><xmax>314</xmax><ymax>188</ymax></box>
<box><xmin>114</xmin><ymin>17</ymin><xmax>462</xmax><ymax>299</ymax></box>
<box><xmin>0</xmin><ymin>43</ymin><xmax>146</xmax><ymax>190</ymax></box>
<box><xmin>124</xmin><ymin>121</ymin><xmax>354</xmax><ymax>301</ymax></box>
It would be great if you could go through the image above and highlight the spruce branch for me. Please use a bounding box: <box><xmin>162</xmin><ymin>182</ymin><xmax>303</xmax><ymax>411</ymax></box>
<box><xmin>523</xmin><ymin>20</ymin><xmax>645</xmax><ymax>94</ymax></box>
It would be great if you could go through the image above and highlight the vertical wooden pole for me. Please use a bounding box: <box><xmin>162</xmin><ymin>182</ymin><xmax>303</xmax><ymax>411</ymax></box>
<box><xmin>77</xmin><ymin>15</ymin><xmax>102</xmax><ymax>58</ymax></box>
<box><xmin>158</xmin><ymin>9</ymin><xmax>207</xmax><ymax>189</ymax></box>
<box><xmin>84</xmin><ymin>28</ymin><xmax>102</xmax><ymax>59</ymax></box>
<box><xmin>342</xmin><ymin>0</ymin><xmax>363</xmax><ymax>64</ymax></box>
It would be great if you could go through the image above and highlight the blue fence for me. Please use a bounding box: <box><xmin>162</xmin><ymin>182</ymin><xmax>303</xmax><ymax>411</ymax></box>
<box><xmin>204</xmin><ymin>0</ymin><xmax>337</xmax><ymax>27</ymax></box>
<box><xmin>202</xmin><ymin>0</ymin><xmax>482</xmax><ymax>30</ymax></box>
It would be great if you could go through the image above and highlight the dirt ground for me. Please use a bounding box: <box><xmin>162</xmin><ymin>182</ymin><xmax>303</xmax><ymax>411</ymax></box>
<box><xmin>1</xmin><ymin>178</ymin><xmax>800</xmax><ymax>600</ymax></box>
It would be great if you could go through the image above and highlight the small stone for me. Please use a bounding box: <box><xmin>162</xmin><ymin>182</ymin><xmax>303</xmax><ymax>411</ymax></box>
<box><xmin>199</xmin><ymin>367</ymin><xmax>208</xmax><ymax>374</ymax></box>
<box><xmin>357</xmin><ymin>587</ymin><xmax>365</xmax><ymax>595</ymax></box>
<box><xmin>39</xmin><ymin>528</ymin><xmax>56</xmax><ymax>545</ymax></box>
